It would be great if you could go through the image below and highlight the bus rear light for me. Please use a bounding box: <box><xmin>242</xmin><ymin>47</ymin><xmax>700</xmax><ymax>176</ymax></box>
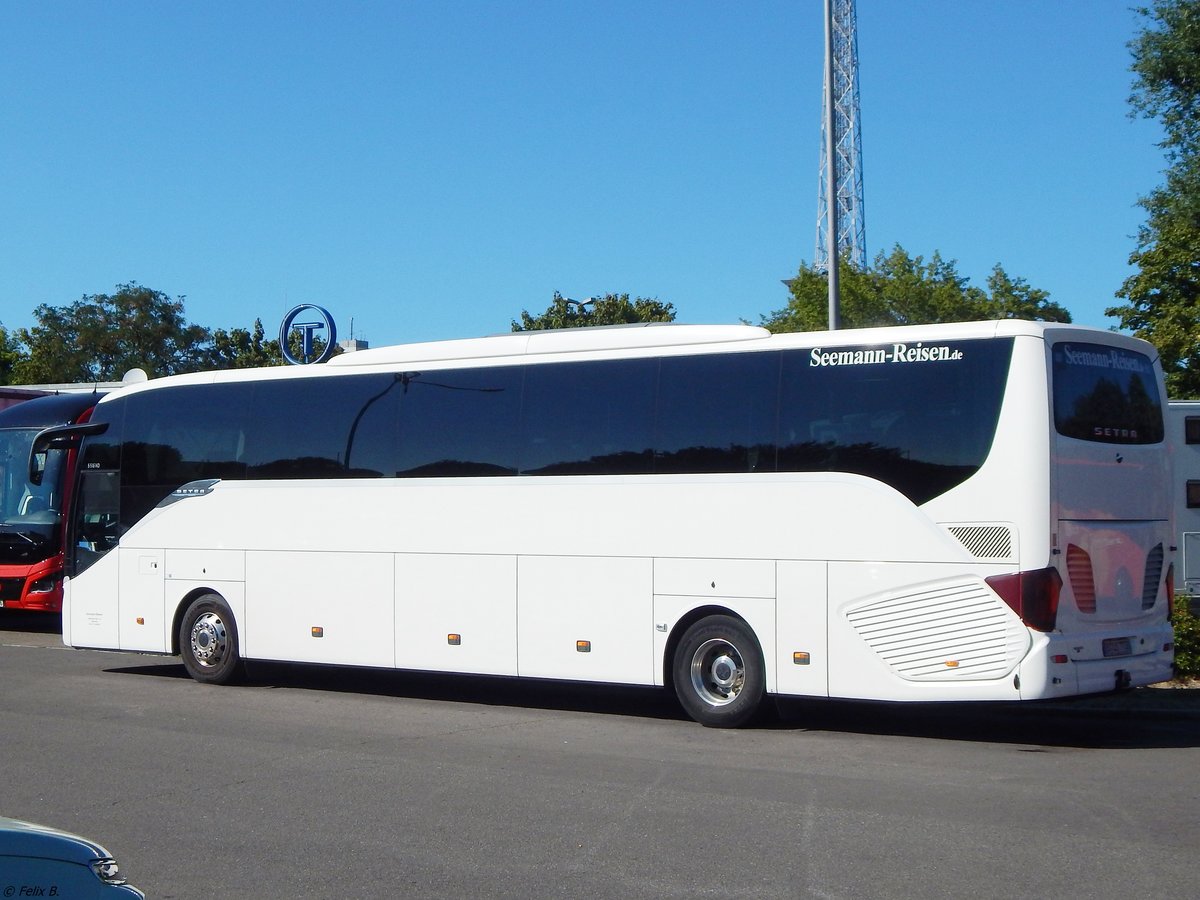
<box><xmin>1165</xmin><ymin>564</ymin><xmax>1175</xmax><ymax>620</ymax></box>
<box><xmin>1065</xmin><ymin>544</ymin><xmax>1096</xmax><ymax>613</ymax></box>
<box><xmin>1051</xmin><ymin>654</ymin><xmax>1069</xmax><ymax>664</ymax></box>
<box><xmin>986</xmin><ymin>567</ymin><xmax>1062</xmax><ymax>632</ymax></box>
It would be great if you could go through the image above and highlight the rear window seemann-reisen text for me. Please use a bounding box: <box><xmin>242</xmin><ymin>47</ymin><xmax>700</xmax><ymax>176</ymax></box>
<box><xmin>1052</xmin><ymin>342</ymin><xmax>1164</xmax><ymax>444</ymax></box>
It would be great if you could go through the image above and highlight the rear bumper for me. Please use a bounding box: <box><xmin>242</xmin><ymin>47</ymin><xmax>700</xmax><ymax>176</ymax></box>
<box><xmin>1017</xmin><ymin>629</ymin><xmax>1175</xmax><ymax>699</ymax></box>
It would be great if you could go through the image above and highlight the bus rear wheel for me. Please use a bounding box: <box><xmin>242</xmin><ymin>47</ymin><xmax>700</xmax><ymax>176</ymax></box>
<box><xmin>672</xmin><ymin>615</ymin><xmax>765</xmax><ymax>728</ymax></box>
<box><xmin>180</xmin><ymin>594</ymin><xmax>244</xmax><ymax>685</ymax></box>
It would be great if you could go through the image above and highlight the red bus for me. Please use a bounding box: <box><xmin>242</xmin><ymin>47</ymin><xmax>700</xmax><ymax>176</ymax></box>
<box><xmin>0</xmin><ymin>392</ymin><xmax>105</xmax><ymax>612</ymax></box>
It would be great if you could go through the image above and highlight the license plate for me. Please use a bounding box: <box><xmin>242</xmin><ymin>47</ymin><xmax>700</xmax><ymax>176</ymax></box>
<box><xmin>1103</xmin><ymin>637</ymin><xmax>1132</xmax><ymax>658</ymax></box>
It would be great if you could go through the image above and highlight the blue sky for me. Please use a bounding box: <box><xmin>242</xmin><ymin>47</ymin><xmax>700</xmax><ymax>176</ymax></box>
<box><xmin>0</xmin><ymin>1</ymin><xmax>1167</xmax><ymax>348</ymax></box>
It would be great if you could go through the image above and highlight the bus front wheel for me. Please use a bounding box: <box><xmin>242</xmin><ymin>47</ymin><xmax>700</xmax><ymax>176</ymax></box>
<box><xmin>180</xmin><ymin>594</ymin><xmax>244</xmax><ymax>685</ymax></box>
<box><xmin>672</xmin><ymin>615</ymin><xmax>765</xmax><ymax>728</ymax></box>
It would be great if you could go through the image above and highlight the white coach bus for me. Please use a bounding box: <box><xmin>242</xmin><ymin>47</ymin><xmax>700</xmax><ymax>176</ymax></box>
<box><xmin>43</xmin><ymin>320</ymin><xmax>1175</xmax><ymax>726</ymax></box>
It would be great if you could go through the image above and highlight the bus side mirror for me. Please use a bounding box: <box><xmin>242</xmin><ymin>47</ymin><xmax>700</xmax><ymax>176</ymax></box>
<box><xmin>28</xmin><ymin>421</ymin><xmax>110</xmax><ymax>486</ymax></box>
<box><xmin>30</xmin><ymin>451</ymin><xmax>46</xmax><ymax>487</ymax></box>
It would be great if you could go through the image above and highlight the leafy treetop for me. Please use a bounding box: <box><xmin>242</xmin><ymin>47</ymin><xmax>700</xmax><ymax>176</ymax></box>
<box><xmin>512</xmin><ymin>291</ymin><xmax>676</xmax><ymax>331</ymax></box>
<box><xmin>13</xmin><ymin>282</ymin><xmax>212</xmax><ymax>382</ymax></box>
<box><xmin>1109</xmin><ymin>0</ymin><xmax>1200</xmax><ymax>397</ymax></box>
<box><xmin>764</xmin><ymin>246</ymin><xmax>1070</xmax><ymax>333</ymax></box>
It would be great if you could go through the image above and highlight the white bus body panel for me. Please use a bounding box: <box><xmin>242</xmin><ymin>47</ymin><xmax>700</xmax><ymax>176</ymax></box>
<box><xmin>517</xmin><ymin>555</ymin><xmax>652</xmax><ymax>683</ymax></box>
<box><xmin>828</xmin><ymin>563</ymin><xmax>1029</xmax><ymax>701</ymax></box>
<box><xmin>64</xmin><ymin>549</ymin><xmax>121</xmax><ymax>650</ymax></box>
<box><xmin>118</xmin><ymin>548</ymin><xmax>164</xmax><ymax>652</ymax></box>
<box><xmin>69</xmin><ymin>473</ymin><xmax>1023</xmax><ymax>700</ymax></box>
<box><xmin>395</xmin><ymin>554</ymin><xmax>517</xmax><ymax>676</ymax></box>
<box><xmin>244</xmin><ymin>551</ymin><xmax>395</xmax><ymax>667</ymax></box>
<box><xmin>773</xmin><ymin>561</ymin><xmax>829</xmax><ymax>696</ymax></box>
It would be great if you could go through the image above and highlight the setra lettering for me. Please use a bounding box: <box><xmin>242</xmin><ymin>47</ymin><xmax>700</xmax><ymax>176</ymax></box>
<box><xmin>1093</xmin><ymin>426</ymin><xmax>1139</xmax><ymax>440</ymax></box>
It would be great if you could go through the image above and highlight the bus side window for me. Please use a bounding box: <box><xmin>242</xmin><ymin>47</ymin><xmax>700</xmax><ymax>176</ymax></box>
<box><xmin>1186</xmin><ymin>417</ymin><xmax>1200</xmax><ymax>444</ymax></box>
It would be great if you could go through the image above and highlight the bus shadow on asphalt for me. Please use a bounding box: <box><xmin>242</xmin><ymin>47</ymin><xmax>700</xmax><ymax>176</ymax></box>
<box><xmin>106</xmin><ymin>656</ymin><xmax>1200</xmax><ymax>748</ymax></box>
<box><xmin>0</xmin><ymin>611</ymin><xmax>60</xmax><ymax>635</ymax></box>
<box><xmin>772</xmin><ymin>695</ymin><xmax>1200</xmax><ymax>750</ymax></box>
<box><xmin>109</xmin><ymin>658</ymin><xmax>691</xmax><ymax>722</ymax></box>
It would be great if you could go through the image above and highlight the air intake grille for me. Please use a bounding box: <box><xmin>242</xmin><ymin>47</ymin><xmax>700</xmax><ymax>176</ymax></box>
<box><xmin>1066</xmin><ymin>544</ymin><xmax>1096</xmax><ymax>613</ymax></box>
<box><xmin>945</xmin><ymin>525</ymin><xmax>1015</xmax><ymax>561</ymax></box>
<box><xmin>845</xmin><ymin>580</ymin><xmax>1031</xmax><ymax>681</ymax></box>
<box><xmin>1142</xmin><ymin>543</ymin><xmax>1164</xmax><ymax>611</ymax></box>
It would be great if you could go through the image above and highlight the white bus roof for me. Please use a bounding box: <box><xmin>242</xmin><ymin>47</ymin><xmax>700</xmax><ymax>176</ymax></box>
<box><xmin>98</xmin><ymin>319</ymin><xmax>1156</xmax><ymax>402</ymax></box>
<box><xmin>323</xmin><ymin>319</ymin><xmax>1141</xmax><ymax>369</ymax></box>
<box><xmin>324</xmin><ymin>323</ymin><xmax>772</xmax><ymax>367</ymax></box>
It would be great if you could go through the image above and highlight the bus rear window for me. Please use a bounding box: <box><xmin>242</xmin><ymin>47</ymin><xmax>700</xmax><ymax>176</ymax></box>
<box><xmin>1052</xmin><ymin>342</ymin><xmax>1163</xmax><ymax>444</ymax></box>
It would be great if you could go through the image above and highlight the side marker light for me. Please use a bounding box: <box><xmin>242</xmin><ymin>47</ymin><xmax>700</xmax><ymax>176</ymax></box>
<box><xmin>576</xmin><ymin>640</ymin><xmax>591</xmax><ymax>653</ymax></box>
<box><xmin>312</xmin><ymin>627</ymin><xmax>324</xmax><ymax>638</ymax></box>
<box><xmin>447</xmin><ymin>634</ymin><xmax>461</xmax><ymax>646</ymax></box>
<box><xmin>793</xmin><ymin>652</ymin><xmax>810</xmax><ymax>666</ymax></box>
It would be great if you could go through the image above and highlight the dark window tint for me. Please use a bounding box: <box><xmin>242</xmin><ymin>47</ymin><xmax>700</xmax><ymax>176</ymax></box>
<box><xmin>396</xmin><ymin>367</ymin><xmax>523</xmax><ymax>476</ymax></box>
<box><xmin>98</xmin><ymin>337</ymin><xmax>1022</xmax><ymax>532</ymax></box>
<box><xmin>1186</xmin><ymin>417</ymin><xmax>1200</xmax><ymax>445</ymax></box>
<box><xmin>520</xmin><ymin>358</ymin><xmax>656</xmax><ymax>474</ymax></box>
<box><xmin>778</xmin><ymin>340</ymin><xmax>1013</xmax><ymax>504</ymax></box>
<box><xmin>245</xmin><ymin>373</ymin><xmax>399</xmax><ymax>478</ymax></box>
<box><xmin>121</xmin><ymin>383</ymin><xmax>251</xmax><ymax>528</ymax></box>
<box><xmin>77</xmin><ymin>395</ymin><xmax>125</xmax><ymax>472</ymax></box>
<box><xmin>67</xmin><ymin>399</ymin><xmax>124</xmax><ymax>575</ymax></box>
<box><xmin>1188</xmin><ymin>481</ymin><xmax>1200</xmax><ymax>509</ymax></box>
<box><xmin>72</xmin><ymin>470</ymin><xmax>120</xmax><ymax>576</ymax></box>
<box><xmin>656</xmin><ymin>352</ymin><xmax>780</xmax><ymax>473</ymax></box>
<box><xmin>123</xmin><ymin>383</ymin><xmax>249</xmax><ymax>485</ymax></box>
<box><xmin>1052</xmin><ymin>342</ymin><xmax>1164</xmax><ymax>444</ymax></box>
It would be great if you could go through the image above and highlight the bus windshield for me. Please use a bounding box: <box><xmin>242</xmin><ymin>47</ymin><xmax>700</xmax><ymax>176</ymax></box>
<box><xmin>0</xmin><ymin>427</ymin><xmax>66</xmax><ymax>563</ymax></box>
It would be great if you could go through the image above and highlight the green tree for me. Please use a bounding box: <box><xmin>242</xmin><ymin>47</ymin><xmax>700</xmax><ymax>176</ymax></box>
<box><xmin>764</xmin><ymin>246</ymin><xmax>1069</xmax><ymax>332</ymax></box>
<box><xmin>1108</xmin><ymin>0</ymin><xmax>1200</xmax><ymax>397</ymax></box>
<box><xmin>0</xmin><ymin>323</ymin><xmax>25</xmax><ymax>384</ymax></box>
<box><xmin>1172</xmin><ymin>598</ymin><xmax>1200</xmax><ymax>678</ymax></box>
<box><xmin>512</xmin><ymin>291</ymin><xmax>676</xmax><ymax>331</ymax></box>
<box><xmin>14</xmin><ymin>283</ymin><xmax>211</xmax><ymax>382</ymax></box>
<box><xmin>207</xmin><ymin>318</ymin><xmax>285</xmax><ymax>369</ymax></box>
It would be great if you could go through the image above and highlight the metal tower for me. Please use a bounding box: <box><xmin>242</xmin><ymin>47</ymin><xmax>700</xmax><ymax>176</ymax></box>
<box><xmin>815</xmin><ymin>0</ymin><xmax>866</xmax><ymax>272</ymax></box>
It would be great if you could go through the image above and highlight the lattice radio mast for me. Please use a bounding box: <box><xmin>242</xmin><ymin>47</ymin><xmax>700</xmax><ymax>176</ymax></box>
<box><xmin>815</xmin><ymin>0</ymin><xmax>866</xmax><ymax>274</ymax></box>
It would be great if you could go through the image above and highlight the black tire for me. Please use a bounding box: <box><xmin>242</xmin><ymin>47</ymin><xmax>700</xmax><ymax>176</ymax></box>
<box><xmin>179</xmin><ymin>593</ymin><xmax>244</xmax><ymax>685</ymax></box>
<box><xmin>672</xmin><ymin>615</ymin><xmax>765</xmax><ymax>728</ymax></box>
